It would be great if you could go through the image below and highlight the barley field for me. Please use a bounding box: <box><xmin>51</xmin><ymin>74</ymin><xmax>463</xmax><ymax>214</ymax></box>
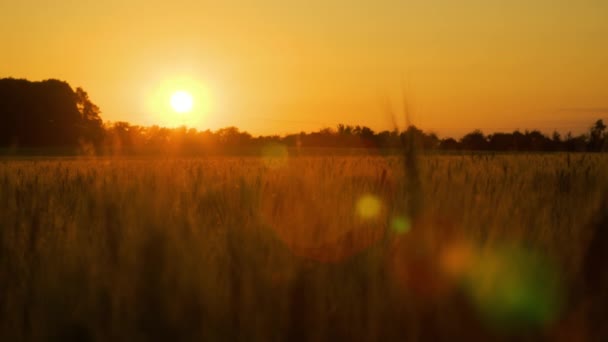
<box><xmin>0</xmin><ymin>153</ymin><xmax>607</xmax><ymax>341</ymax></box>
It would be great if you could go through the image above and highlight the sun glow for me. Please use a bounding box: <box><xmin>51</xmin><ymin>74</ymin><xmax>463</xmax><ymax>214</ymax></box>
<box><xmin>144</xmin><ymin>76</ymin><xmax>213</xmax><ymax>128</ymax></box>
<box><xmin>170</xmin><ymin>91</ymin><xmax>193</xmax><ymax>113</ymax></box>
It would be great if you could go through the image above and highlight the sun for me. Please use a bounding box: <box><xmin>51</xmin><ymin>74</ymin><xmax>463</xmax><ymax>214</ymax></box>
<box><xmin>145</xmin><ymin>76</ymin><xmax>212</xmax><ymax>127</ymax></box>
<box><xmin>170</xmin><ymin>90</ymin><xmax>193</xmax><ymax>113</ymax></box>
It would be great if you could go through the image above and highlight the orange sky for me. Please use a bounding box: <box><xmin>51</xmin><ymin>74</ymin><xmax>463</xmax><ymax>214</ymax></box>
<box><xmin>1</xmin><ymin>0</ymin><xmax>607</xmax><ymax>137</ymax></box>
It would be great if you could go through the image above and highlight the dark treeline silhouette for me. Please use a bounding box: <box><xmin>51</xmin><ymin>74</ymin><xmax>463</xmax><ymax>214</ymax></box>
<box><xmin>0</xmin><ymin>78</ymin><xmax>103</xmax><ymax>148</ymax></box>
<box><xmin>99</xmin><ymin>120</ymin><xmax>607</xmax><ymax>155</ymax></box>
<box><xmin>1</xmin><ymin>78</ymin><xmax>607</xmax><ymax>154</ymax></box>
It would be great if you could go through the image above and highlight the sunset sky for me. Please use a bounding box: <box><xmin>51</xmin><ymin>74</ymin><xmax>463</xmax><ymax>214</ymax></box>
<box><xmin>1</xmin><ymin>0</ymin><xmax>607</xmax><ymax>137</ymax></box>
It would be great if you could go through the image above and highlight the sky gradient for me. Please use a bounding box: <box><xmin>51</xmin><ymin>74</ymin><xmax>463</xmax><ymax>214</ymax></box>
<box><xmin>1</xmin><ymin>0</ymin><xmax>607</xmax><ymax>137</ymax></box>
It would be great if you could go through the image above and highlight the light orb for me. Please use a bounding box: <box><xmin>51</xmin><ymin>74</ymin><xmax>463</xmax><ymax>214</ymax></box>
<box><xmin>356</xmin><ymin>194</ymin><xmax>382</xmax><ymax>219</ymax></box>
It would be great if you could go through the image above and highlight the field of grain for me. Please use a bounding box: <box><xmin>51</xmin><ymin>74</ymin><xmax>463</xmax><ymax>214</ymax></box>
<box><xmin>1</xmin><ymin>153</ymin><xmax>607</xmax><ymax>341</ymax></box>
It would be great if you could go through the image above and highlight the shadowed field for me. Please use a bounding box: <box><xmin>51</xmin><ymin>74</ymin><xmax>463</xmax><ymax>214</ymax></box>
<box><xmin>0</xmin><ymin>154</ymin><xmax>606</xmax><ymax>341</ymax></box>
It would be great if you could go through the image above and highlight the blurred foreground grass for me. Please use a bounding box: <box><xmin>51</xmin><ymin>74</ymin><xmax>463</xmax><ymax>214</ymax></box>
<box><xmin>0</xmin><ymin>154</ymin><xmax>606</xmax><ymax>341</ymax></box>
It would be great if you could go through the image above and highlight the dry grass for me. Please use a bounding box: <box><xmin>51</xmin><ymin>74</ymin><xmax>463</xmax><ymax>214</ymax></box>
<box><xmin>0</xmin><ymin>153</ymin><xmax>606</xmax><ymax>341</ymax></box>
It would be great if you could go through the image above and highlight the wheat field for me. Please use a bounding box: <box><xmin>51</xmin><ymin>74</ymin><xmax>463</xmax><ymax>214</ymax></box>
<box><xmin>0</xmin><ymin>153</ymin><xmax>606</xmax><ymax>341</ymax></box>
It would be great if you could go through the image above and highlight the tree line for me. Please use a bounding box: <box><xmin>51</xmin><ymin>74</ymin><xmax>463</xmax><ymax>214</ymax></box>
<box><xmin>101</xmin><ymin>120</ymin><xmax>607</xmax><ymax>154</ymax></box>
<box><xmin>1</xmin><ymin>78</ymin><xmax>606</xmax><ymax>154</ymax></box>
<box><xmin>0</xmin><ymin>78</ymin><xmax>104</xmax><ymax>148</ymax></box>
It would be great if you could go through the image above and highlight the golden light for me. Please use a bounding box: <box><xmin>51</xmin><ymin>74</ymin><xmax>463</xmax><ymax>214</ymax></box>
<box><xmin>144</xmin><ymin>75</ymin><xmax>213</xmax><ymax>127</ymax></box>
<box><xmin>170</xmin><ymin>90</ymin><xmax>193</xmax><ymax>113</ymax></box>
<box><xmin>356</xmin><ymin>194</ymin><xmax>382</xmax><ymax>219</ymax></box>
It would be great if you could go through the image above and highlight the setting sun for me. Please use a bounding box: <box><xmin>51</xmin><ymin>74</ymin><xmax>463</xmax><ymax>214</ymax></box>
<box><xmin>143</xmin><ymin>76</ymin><xmax>212</xmax><ymax>127</ymax></box>
<box><xmin>1</xmin><ymin>1</ymin><xmax>608</xmax><ymax>340</ymax></box>
<box><xmin>170</xmin><ymin>91</ymin><xmax>193</xmax><ymax>113</ymax></box>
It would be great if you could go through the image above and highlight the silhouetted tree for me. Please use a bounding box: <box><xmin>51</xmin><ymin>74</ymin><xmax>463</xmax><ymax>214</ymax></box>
<box><xmin>75</xmin><ymin>87</ymin><xmax>104</xmax><ymax>145</ymax></box>
<box><xmin>359</xmin><ymin>126</ymin><xmax>376</xmax><ymax>147</ymax></box>
<box><xmin>526</xmin><ymin>130</ymin><xmax>551</xmax><ymax>151</ymax></box>
<box><xmin>216</xmin><ymin>127</ymin><xmax>252</xmax><ymax>147</ymax></box>
<box><xmin>105</xmin><ymin>122</ymin><xmax>141</xmax><ymax>153</ymax></box>
<box><xmin>3</xmin><ymin>80</ymin><xmax>605</xmax><ymax>154</ymax></box>
<box><xmin>551</xmin><ymin>131</ymin><xmax>563</xmax><ymax>151</ymax></box>
<box><xmin>488</xmin><ymin>133</ymin><xmax>513</xmax><ymax>151</ymax></box>
<box><xmin>376</xmin><ymin>130</ymin><xmax>398</xmax><ymax>148</ymax></box>
<box><xmin>337</xmin><ymin>124</ymin><xmax>353</xmax><ymax>136</ymax></box>
<box><xmin>439</xmin><ymin>138</ymin><xmax>460</xmax><ymax>150</ymax></box>
<box><xmin>398</xmin><ymin>126</ymin><xmax>430</xmax><ymax>150</ymax></box>
<box><xmin>460</xmin><ymin>130</ymin><xmax>487</xmax><ymax>150</ymax></box>
<box><xmin>589</xmin><ymin>119</ymin><xmax>607</xmax><ymax>152</ymax></box>
<box><xmin>564</xmin><ymin>132</ymin><xmax>588</xmax><ymax>152</ymax></box>
<box><xmin>0</xmin><ymin>78</ymin><xmax>104</xmax><ymax>148</ymax></box>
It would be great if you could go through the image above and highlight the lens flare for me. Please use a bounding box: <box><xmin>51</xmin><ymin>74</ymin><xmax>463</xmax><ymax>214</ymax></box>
<box><xmin>466</xmin><ymin>246</ymin><xmax>563</xmax><ymax>330</ymax></box>
<box><xmin>356</xmin><ymin>194</ymin><xmax>382</xmax><ymax>219</ymax></box>
<box><xmin>440</xmin><ymin>241</ymin><xmax>476</xmax><ymax>279</ymax></box>
<box><xmin>261</xmin><ymin>143</ymin><xmax>289</xmax><ymax>168</ymax></box>
<box><xmin>391</xmin><ymin>216</ymin><xmax>411</xmax><ymax>234</ymax></box>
